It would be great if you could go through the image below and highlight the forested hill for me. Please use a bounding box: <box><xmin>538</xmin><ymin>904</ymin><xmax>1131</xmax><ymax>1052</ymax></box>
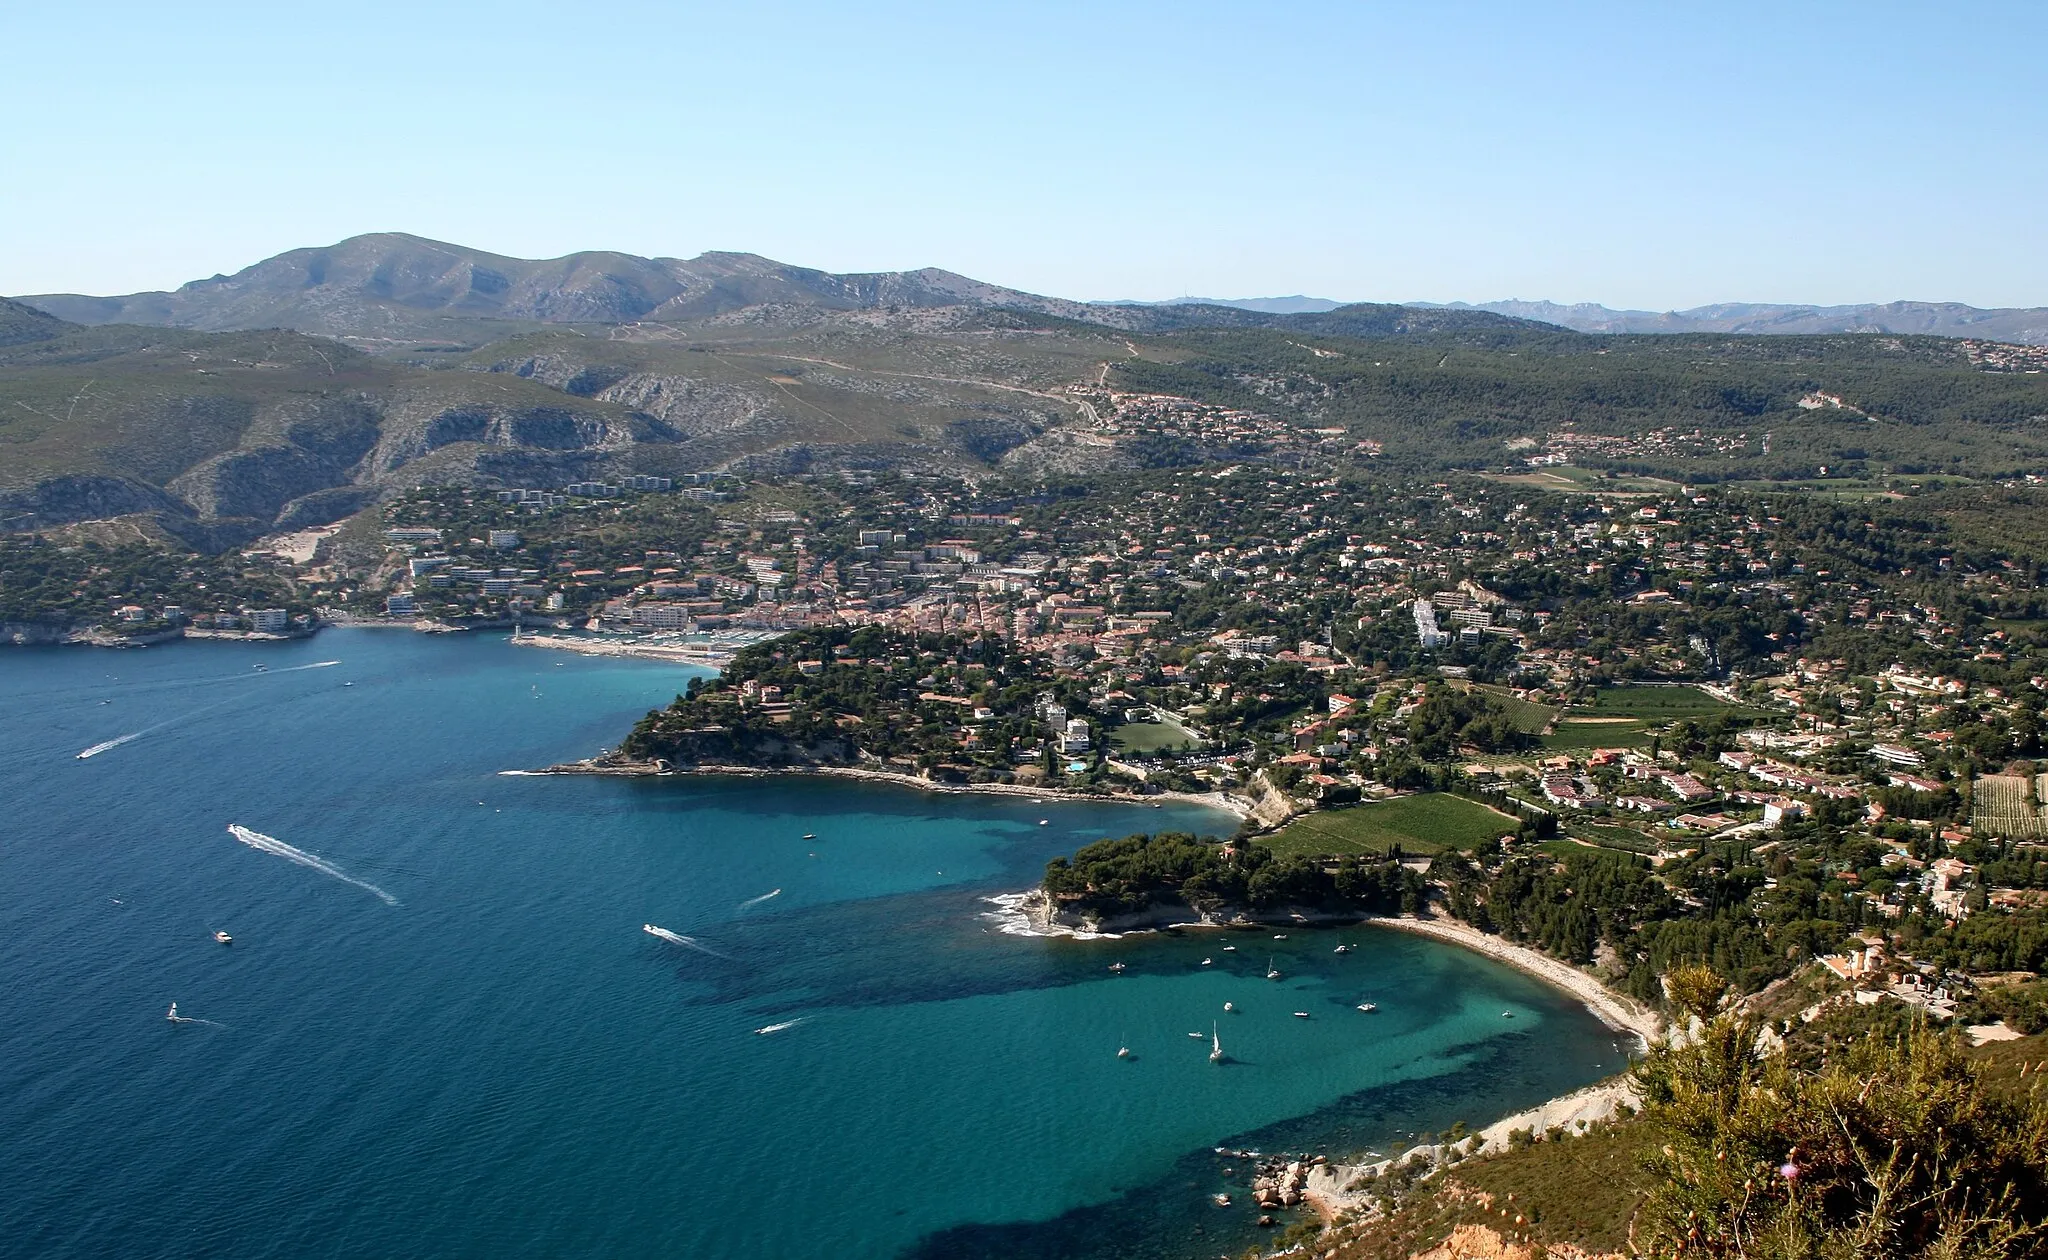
<box><xmin>1111</xmin><ymin>327</ymin><xmax>2048</xmax><ymax>480</ymax></box>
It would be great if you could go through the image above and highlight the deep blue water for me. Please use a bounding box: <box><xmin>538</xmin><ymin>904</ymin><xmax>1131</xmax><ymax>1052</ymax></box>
<box><xmin>0</xmin><ymin>631</ymin><xmax>1627</xmax><ymax>1259</ymax></box>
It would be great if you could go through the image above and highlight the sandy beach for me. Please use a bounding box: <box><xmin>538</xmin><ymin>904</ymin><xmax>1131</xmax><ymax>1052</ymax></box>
<box><xmin>1365</xmin><ymin>914</ymin><xmax>1663</xmax><ymax>1046</ymax></box>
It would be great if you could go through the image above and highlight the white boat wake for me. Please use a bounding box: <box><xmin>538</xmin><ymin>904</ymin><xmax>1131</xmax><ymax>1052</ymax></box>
<box><xmin>754</xmin><ymin>1018</ymin><xmax>805</xmax><ymax>1036</ymax></box>
<box><xmin>643</xmin><ymin>924</ymin><xmax>729</xmax><ymax>958</ymax></box>
<box><xmin>77</xmin><ymin>732</ymin><xmax>143</xmax><ymax>759</ymax></box>
<box><xmin>226</xmin><ymin>825</ymin><xmax>400</xmax><ymax>905</ymax></box>
<box><xmin>736</xmin><ymin>888</ymin><xmax>782</xmax><ymax>910</ymax></box>
<box><xmin>77</xmin><ymin>677</ymin><xmax>325</xmax><ymax>760</ymax></box>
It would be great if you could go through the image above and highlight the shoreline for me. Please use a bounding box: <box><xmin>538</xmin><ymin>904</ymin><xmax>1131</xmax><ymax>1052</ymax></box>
<box><xmin>528</xmin><ymin>758</ymin><xmax>1254</xmax><ymax>819</ymax></box>
<box><xmin>999</xmin><ymin>894</ymin><xmax>1661</xmax><ymax>1045</ymax></box>
<box><xmin>1363</xmin><ymin>914</ymin><xmax>1663</xmax><ymax>1046</ymax></box>
<box><xmin>1303</xmin><ymin>1076</ymin><xmax>1643</xmax><ymax>1217</ymax></box>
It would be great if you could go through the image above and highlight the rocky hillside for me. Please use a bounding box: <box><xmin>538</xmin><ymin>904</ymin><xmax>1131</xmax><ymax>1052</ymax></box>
<box><xmin>0</xmin><ymin>304</ymin><xmax>1136</xmax><ymax>546</ymax></box>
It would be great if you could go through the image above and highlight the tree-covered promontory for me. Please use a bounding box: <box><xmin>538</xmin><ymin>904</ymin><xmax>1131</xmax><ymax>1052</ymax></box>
<box><xmin>1041</xmin><ymin>830</ymin><xmax>1427</xmax><ymax>920</ymax></box>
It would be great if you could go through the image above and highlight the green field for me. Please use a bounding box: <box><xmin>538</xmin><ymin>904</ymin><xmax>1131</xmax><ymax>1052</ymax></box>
<box><xmin>1581</xmin><ymin>685</ymin><xmax>1743</xmax><ymax>719</ymax></box>
<box><xmin>1109</xmin><ymin>714</ymin><xmax>1203</xmax><ymax>754</ymax></box>
<box><xmin>1260</xmin><ymin>793</ymin><xmax>1517</xmax><ymax>858</ymax></box>
<box><xmin>1539</xmin><ymin>685</ymin><xmax>1752</xmax><ymax>751</ymax></box>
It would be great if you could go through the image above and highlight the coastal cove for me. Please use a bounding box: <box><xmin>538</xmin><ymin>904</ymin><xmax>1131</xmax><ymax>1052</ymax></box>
<box><xmin>0</xmin><ymin>631</ymin><xmax>1628</xmax><ymax>1260</ymax></box>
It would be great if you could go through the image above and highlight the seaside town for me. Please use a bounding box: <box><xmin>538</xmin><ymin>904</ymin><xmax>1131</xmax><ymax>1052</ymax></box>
<box><xmin>99</xmin><ymin>447</ymin><xmax>2020</xmax><ymax>1047</ymax></box>
<box><xmin>18</xmin><ymin>440</ymin><xmax>2048</xmax><ymax>1040</ymax></box>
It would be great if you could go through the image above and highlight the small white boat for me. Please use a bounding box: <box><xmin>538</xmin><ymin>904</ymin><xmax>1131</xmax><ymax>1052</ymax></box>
<box><xmin>1213</xmin><ymin>1193</ymin><xmax>1231</xmax><ymax>1206</ymax></box>
<box><xmin>1333</xmin><ymin>944</ymin><xmax>1351</xmax><ymax>954</ymax></box>
<box><xmin>1266</xmin><ymin>958</ymin><xmax>1281</xmax><ymax>980</ymax></box>
<box><xmin>1272</xmin><ymin>933</ymin><xmax>1288</xmax><ymax>940</ymax></box>
<box><xmin>1223</xmin><ymin>1001</ymin><xmax>1235</xmax><ymax>1012</ymax></box>
<box><xmin>1293</xmin><ymin>1011</ymin><xmax>1311</xmax><ymax>1019</ymax></box>
<box><xmin>1188</xmin><ymin>1031</ymin><xmax>1205</xmax><ymax>1038</ymax></box>
<box><xmin>166</xmin><ymin>1002</ymin><xmax>179</xmax><ymax>1022</ymax></box>
<box><xmin>1201</xmin><ymin>957</ymin><xmax>1213</xmax><ymax>966</ymax></box>
<box><xmin>1502</xmin><ymin>1011</ymin><xmax>1515</xmax><ymax>1019</ymax></box>
<box><xmin>1356</xmin><ymin>1002</ymin><xmax>1378</xmax><ymax>1013</ymax></box>
<box><xmin>1038</xmin><ymin>820</ymin><xmax>1048</xmax><ymax>826</ymax></box>
<box><xmin>213</xmin><ymin>931</ymin><xmax>232</xmax><ymax>945</ymax></box>
<box><xmin>1117</xmin><ymin>1046</ymin><xmax>1131</xmax><ymax>1059</ymax></box>
<box><xmin>1221</xmin><ymin>945</ymin><xmax>1236</xmax><ymax>952</ymax></box>
<box><xmin>802</xmin><ymin>833</ymin><xmax>816</xmax><ymax>840</ymax></box>
<box><xmin>1108</xmin><ymin>962</ymin><xmax>1126</xmax><ymax>973</ymax></box>
<box><xmin>1209</xmin><ymin>1022</ymin><xmax>1224</xmax><ymax>1063</ymax></box>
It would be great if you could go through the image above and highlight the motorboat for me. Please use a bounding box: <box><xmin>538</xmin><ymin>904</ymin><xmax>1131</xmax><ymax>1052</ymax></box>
<box><xmin>1502</xmin><ymin>1011</ymin><xmax>1515</xmax><ymax>1018</ymax></box>
<box><xmin>1188</xmin><ymin>1031</ymin><xmax>1205</xmax><ymax>1038</ymax></box>
<box><xmin>1108</xmin><ymin>962</ymin><xmax>1126</xmax><ymax>973</ymax></box>
<box><xmin>1293</xmin><ymin>1011</ymin><xmax>1311</xmax><ymax>1019</ymax></box>
<box><xmin>213</xmin><ymin>931</ymin><xmax>232</xmax><ymax>945</ymax></box>
<box><xmin>1223</xmin><ymin>1001</ymin><xmax>1235</xmax><ymax>1012</ymax></box>
<box><xmin>802</xmin><ymin>833</ymin><xmax>816</xmax><ymax>840</ymax></box>
<box><xmin>1272</xmin><ymin>933</ymin><xmax>1288</xmax><ymax>940</ymax></box>
<box><xmin>1356</xmin><ymin>1002</ymin><xmax>1378</xmax><ymax>1013</ymax></box>
<box><xmin>1201</xmin><ymin>957</ymin><xmax>1213</xmax><ymax>966</ymax></box>
<box><xmin>1333</xmin><ymin>944</ymin><xmax>1351</xmax><ymax>954</ymax></box>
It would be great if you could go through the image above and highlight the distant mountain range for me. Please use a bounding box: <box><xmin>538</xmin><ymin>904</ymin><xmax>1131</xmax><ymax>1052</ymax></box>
<box><xmin>20</xmin><ymin>234</ymin><xmax>2043</xmax><ymax>345</ymax></box>
<box><xmin>1107</xmin><ymin>296</ymin><xmax>2048</xmax><ymax>345</ymax></box>
<box><xmin>12</xmin><ymin>234</ymin><xmax>1518</xmax><ymax>346</ymax></box>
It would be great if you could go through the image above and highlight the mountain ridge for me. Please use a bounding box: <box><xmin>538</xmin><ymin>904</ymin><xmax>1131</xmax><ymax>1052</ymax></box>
<box><xmin>12</xmin><ymin>234</ymin><xmax>1530</xmax><ymax>345</ymax></box>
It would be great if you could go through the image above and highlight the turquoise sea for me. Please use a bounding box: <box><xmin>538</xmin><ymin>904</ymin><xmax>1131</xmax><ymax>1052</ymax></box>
<box><xmin>0</xmin><ymin>632</ymin><xmax>1628</xmax><ymax>1259</ymax></box>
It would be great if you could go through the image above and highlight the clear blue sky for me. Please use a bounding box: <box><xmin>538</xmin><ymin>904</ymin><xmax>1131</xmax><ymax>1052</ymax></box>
<box><xmin>4</xmin><ymin>1</ymin><xmax>2043</xmax><ymax>308</ymax></box>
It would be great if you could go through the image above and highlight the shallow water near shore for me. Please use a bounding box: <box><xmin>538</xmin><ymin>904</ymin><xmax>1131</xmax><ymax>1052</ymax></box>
<box><xmin>0</xmin><ymin>631</ymin><xmax>1623</xmax><ymax>1259</ymax></box>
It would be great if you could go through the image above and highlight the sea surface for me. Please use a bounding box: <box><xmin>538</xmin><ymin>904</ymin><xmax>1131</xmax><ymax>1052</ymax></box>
<box><xmin>0</xmin><ymin>631</ymin><xmax>1629</xmax><ymax>1259</ymax></box>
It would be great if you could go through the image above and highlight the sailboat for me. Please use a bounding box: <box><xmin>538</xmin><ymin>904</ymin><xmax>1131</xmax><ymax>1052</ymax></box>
<box><xmin>1266</xmin><ymin>957</ymin><xmax>1281</xmax><ymax>980</ymax></box>
<box><xmin>1209</xmin><ymin>1022</ymin><xmax>1224</xmax><ymax>1063</ymax></box>
<box><xmin>166</xmin><ymin>1002</ymin><xmax>180</xmax><ymax>1022</ymax></box>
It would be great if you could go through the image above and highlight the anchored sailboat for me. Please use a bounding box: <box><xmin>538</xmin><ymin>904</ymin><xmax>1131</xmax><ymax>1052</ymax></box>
<box><xmin>1209</xmin><ymin>1022</ymin><xmax>1224</xmax><ymax>1063</ymax></box>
